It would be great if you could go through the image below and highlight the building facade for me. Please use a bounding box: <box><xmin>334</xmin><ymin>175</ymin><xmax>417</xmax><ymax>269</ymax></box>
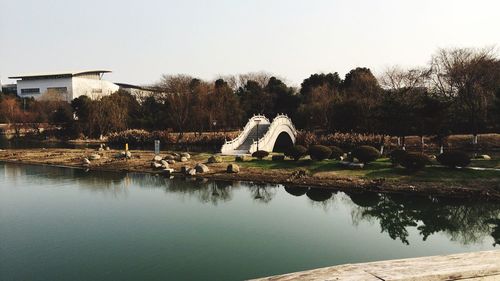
<box><xmin>9</xmin><ymin>70</ymin><xmax>119</xmax><ymax>102</ymax></box>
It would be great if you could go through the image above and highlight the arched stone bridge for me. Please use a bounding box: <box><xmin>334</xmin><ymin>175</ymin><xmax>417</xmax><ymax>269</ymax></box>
<box><xmin>221</xmin><ymin>114</ymin><xmax>297</xmax><ymax>155</ymax></box>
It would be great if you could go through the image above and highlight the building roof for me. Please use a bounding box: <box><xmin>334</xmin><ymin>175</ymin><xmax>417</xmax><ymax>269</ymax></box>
<box><xmin>9</xmin><ymin>69</ymin><xmax>112</xmax><ymax>79</ymax></box>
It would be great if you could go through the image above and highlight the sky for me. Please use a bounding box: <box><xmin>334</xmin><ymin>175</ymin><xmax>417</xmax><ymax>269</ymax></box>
<box><xmin>0</xmin><ymin>0</ymin><xmax>499</xmax><ymax>87</ymax></box>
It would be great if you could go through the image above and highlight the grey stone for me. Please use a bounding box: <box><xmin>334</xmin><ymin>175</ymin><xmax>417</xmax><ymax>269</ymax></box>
<box><xmin>208</xmin><ymin>155</ymin><xmax>223</xmax><ymax>163</ymax></box>
<box><xmin>195</xmin><ymin>163</ymin><xmax>209</xmax><ymax>173</ymax></box>
<box><xmin>226</xmin><ymin>164</ymin><xmax>240</xmax><ymax>173</ymax></box>
<box><xmin>89</xmin><ymin>154</ymin><xmax>101</xmax><ymax>160</ymax></box>
<box><xmin>187</xmin><ymin>168</ymin><xmax>196</xmax><ymax>176</ymax></box>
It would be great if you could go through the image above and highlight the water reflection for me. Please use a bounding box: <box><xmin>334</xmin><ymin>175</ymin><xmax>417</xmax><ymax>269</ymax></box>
<box><xmin>2</xmin><ymin>163</ymin><xmax>499</xmax><ymax>247</ymax></box>
<box><xmin>347</xmin><ymin>192</ymin><xmax>500</xmax><ymax>246</ymax></box>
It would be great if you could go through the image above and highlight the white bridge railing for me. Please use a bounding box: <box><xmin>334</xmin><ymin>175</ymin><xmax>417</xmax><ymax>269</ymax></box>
<box><xmin>249</xmin><ymin>114</ymin><xmax>297</xmax><ymax>153</ymax></box>
<box><xmin>220</xmin><ymin>114</ymin><xmax>270</xmax><ymax>154</ymax></box>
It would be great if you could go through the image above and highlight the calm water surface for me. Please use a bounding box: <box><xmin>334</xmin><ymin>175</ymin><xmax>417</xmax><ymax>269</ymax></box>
<box><xmin>0</xmin><ymin>163</ymin><xmax>498</xmax><ymax>281</ymax></box>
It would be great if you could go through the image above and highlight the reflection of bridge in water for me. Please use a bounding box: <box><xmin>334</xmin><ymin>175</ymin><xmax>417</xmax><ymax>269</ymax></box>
<box><xmin>221</xmin><ymin>114</ymin><xmax>297</xmax><ymax>155</ymax></box>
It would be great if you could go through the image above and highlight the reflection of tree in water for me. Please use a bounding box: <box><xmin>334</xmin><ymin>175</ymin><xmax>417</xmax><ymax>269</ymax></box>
<box><xmin>164</xmin><ymin>178</ymin><xmax>234</xmax><ymax>206</ymax></box>
<box><xmin>250</xmin><ymin>183</ymin><xmax>277</xmax><ymax>203</ymax></box>
<box><xmin>3</xmin><ymin>163</ymin><xmax>130</xmax><ymax>197</ymax></box>
<box><xmin>348</xmin><ymin>192</ymin><xmax>500</xmax><ymax>246</ymax></box>
<box><xmin>284</xmin><ymin>186</ymin><xmax>308</xmax><ymax>197</ymax></box>
<box><xmin>306</xmin><ymin>188</ymin><xmax>333</xmax><ymax>202</ymax></box>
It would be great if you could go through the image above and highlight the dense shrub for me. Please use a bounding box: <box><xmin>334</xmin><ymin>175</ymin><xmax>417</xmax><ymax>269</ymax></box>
<box><xmin>390</xmin><ymin>149</ymin><xmax>407</xmax><ymax>165</ymax></box>
<box><xmin>252</xmin><ymin>150</ymin><xmax>270</xmax><ymax>160</ymax></box>
<box><xmin>437</xmin><ymin>151</ymin><xmax>471</xmax><ymax>168</ymax></box>
<box><xmin>329</xmin><ymin>146</ymin><xmax>344</xmax><ymax>160</ymax></box>
<box><xmin>296</xmin><ymin>131</ymin><xmax>385</xmax><ymax>150</ymax></box>
<box><xmin>400</xmin><ymin>153</ymin><xmax>429</xmax><ymax>171</ymax></box>
<box><xmin>284</xmin><ymin>145</ymin><xmax>308</xmax><ymax>161</ymax></box>
<box><xmin>107</xmin><ymin>130</ymin><xmax>238</xmax><ymax>146</ymax></box>
<box><xmin>308</xmin><ymin>145</ymin><xmax>332</xmax><ymax>161</ymax></box>
<box><xmin>352</xmin><ymin>145</ymin><xmax>380</xmax><ymax>164</ymax></box>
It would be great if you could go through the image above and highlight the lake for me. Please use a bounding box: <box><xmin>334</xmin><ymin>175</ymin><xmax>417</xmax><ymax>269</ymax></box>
<box><xmin>0</xmin><ymin>163</ymin><xmax>498</xmax><ymax>281</ymax></box>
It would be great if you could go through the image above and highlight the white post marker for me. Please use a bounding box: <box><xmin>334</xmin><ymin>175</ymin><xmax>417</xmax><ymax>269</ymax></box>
<box><xmin>154</xmin><ymin>140</ymin><xmax>160</xmax><ymax>155</ymax></box>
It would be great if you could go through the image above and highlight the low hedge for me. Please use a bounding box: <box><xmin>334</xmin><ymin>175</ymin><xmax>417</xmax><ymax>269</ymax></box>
<box><xmin>284</xmin><ymin>145</ymin><xmax>308</xmax><ymax>161</ymax></box>
<box><xmin>252</xmin><ymin>150</ymin><xmax>270</xmax><ymax>160</ymax></box>
<box><xmin>309</xmin><ymin>145</ymin><xmax>332</xmax><ymax>161</ymax></box>
<box><xmin>390</xmin><ymin>149</ymin><xmax>407</xmax><ymax>165</ymax></box>
<box><xmin>400</xmin><ymin>153</ymin><xmax>429</xmax><ymax>171</ymax></box>
<box><xmin>352</xmin><ymin>145</ymin><xmax>380</xmax><ymax>164</ymax></box>
<box><xmin>437</xmin><ymin>151</ymin><xmax>471</xmax><ymax>168</ymax></box>
<box><xmin>329</xmin><ymin>146</ymin><xmax>344</xmax><ymax>160</ymax></box>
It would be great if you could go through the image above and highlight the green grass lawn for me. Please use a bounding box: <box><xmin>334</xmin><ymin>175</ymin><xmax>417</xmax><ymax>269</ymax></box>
<box><xmin>236</xmin><ymin>157</ymin><xmax>500</xmax><ymax>183</ymax></box>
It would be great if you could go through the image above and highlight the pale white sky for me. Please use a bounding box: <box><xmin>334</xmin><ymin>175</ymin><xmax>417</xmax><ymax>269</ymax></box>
<box><xmin>0</xmin><ymin>0</ymin><xmax>499</xmax><ymax>86</ymax></box>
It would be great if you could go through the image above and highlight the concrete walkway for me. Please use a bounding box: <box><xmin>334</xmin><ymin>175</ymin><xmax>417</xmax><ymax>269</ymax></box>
<box><xmin>250</xmin><ymin>250</ymin><xmax>500</xmax><ymax>281</ymax></box>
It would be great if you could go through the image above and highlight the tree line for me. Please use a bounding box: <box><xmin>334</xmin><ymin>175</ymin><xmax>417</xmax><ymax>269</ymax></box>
<box><xmin>1</xmin><ymin>47</ymin><xmax>499</xmax><ymax>142</ymax></box>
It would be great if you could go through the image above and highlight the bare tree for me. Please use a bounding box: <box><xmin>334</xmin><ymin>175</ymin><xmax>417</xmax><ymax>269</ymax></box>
<box><xmin>429</xmin><ymin>47</ymin><xmax>500</xmax><ymax>144</ymax></box>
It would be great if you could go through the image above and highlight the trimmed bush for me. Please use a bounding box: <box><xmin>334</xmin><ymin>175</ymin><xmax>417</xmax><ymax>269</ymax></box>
<box><xmin>390</xmin><ymin>149</ymin><xmax>407</xmax><ymax>165</ymax></box>
<box><xmin>400</xmin><ymin>153</ymin><xmax>429</xmax><ymax>171</ymax></box>
<box><xmin>252</xmin><ymin>150</ymin><xmax>269</xmax><ymax>160</ymax></box>
<box><xmin>352</xmin><ymin>145</ymin><xmax>380</xmax><ymax>164</ymax></box>
<box><xmin>308</xmin><ymin>145</ymin><xmax>332</xmax><ymax>161</ymax></box>
<box><xmin>329</xmin><ymin>146</ymin><xmax>344</xmax><ymax>160</ymax></box>
<box><xmin>284</xmin><ymin>145</ymin><xmax>308</xmax><ymax>161</ymax></box>
<box><xmin>437</xmin><ymin>151</ymin><xmax>471</xmax><ymax>168</ymax></box>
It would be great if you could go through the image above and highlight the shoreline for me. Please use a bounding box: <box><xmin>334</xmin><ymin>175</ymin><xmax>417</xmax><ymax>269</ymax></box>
<box><xmin>0</xmin><ymin>148</ymin><xmax>499</xmax><ymax>201</ymax></box>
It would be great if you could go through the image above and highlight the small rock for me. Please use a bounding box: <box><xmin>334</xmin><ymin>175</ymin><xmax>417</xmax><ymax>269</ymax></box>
<box><xmin>153</xmin><ymin>155</ymin><xmax>163</xmax><ymax>162</ymax></box>
<box><xmin>162</xmin><ymin>168</ymin><xmax>174</xmax><ymax>177</ymax></box>
<box><xmin>479</xmin><ymin>154</ymin><xmax>491</xmax><ymax>160</ymax></box>
<box><xmin>90</xmin><ymin>154</ymin><xmax>101</xmax><ymax>160</ymax></box>
<box><xmin>180</xmin><ymin>157</ymin><xmax>188</xmax><ymax>162</ymax></box>
<box><xmin>161</xmin><ymin>160</ymin><xmax>169</xmax><ymax>169</ymax></box>
<box><xmin>180</xmin><ymin>166</ymin><xmax>191</xmax><ymax>174</ymax></box>
<box><xmin>164</xmin><ymin>155</ymin><xmax>175</xmax><ymax>160</ymax></box>
<box><xmin>195</xmin><ymin>163</ymin><xmax>209</xmax><ymax>173</ymax></box>
<box><xmin>125</xmin><ymin>151</ymin><xmax>132</xmax><ymax>159</ymax></box>
<box><xmin>226</xmin><ymin>164</ymin><xmax>240</xmax><ymax>173</ymax></box>
<box><xmin>83</xmin><ymin>158</ymin><xmax>91</xmax><ymax>165</ymax></box>
<box><xmin>208</xmin><ymin>155</ymin><xmax>223</xmax><ymax>163</ymax></box>
<box><xmin>181</xmin><ymin>152</ymin><xmax>191</xmax><ymax>159</ymax></box>
<box><xmin>235</xmin><ymin>155</ymin><xmax>250</xmax><ymax>162</ymax></box>
<box><xmin>98</xmin><ymin>147</ymin><xmax>104</xmax><ymax>152</ymax></box>
<box><xmin>172</xmin><ymin>153</ymin><xmax>180</xmax><ymax>157</ymax></box>
<box><xmin>152</xmin><ymin>162</ymin><xmax>163</xmax><ymax>169</ymax></box>
<box><xmin>105</xmin><ymin>147</ymin><xmax>110</xmax><ymax>151</ymax></box>
<box><xmin>187</xmin><ymin>168</ymin><xmax>197</xmax><ymax>176</ymax></box>
<box><xmin>167</xmin><ymin>159</ymin><xmax>176</xmax><ymax>164</ymax></box>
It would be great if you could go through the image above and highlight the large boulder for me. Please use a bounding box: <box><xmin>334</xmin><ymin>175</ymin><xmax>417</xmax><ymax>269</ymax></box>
<box><xmin>226</xmin><ymin>164</ymin><xmax>240</xmax><ymax>173</ymax></box>
<box><xmin>208</xmin><ymin>155</ymin><xmax>223</xmax><ymax>163</ymax></box>
<box><xmin>195</xmin><ymin>163</ymin><xmax>209</xmax><ymax>173</ymax></box>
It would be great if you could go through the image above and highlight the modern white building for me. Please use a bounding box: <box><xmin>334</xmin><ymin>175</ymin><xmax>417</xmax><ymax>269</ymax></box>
<box><xmin>9</xmin><ymin>70</ymin><xmax>120</xmax><ymax>102</ymax></box>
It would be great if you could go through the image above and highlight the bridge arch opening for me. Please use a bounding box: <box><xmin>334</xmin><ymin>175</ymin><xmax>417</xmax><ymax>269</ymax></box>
<box><xmin>272</xmin><ymin>131</ymin><xmax>294</xmax><ymax>152</ymax></box>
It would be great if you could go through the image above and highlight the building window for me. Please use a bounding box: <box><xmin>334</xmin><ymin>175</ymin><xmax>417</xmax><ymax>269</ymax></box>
<box><xmin>21</xmin><ymin>88</ymin><xmax>40</xmax><ymax>94</ymax></box>
<box><xmin>47</xmin><ymin>87</ymin><xmax>68</xmax><ymax>93</ymax></box>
